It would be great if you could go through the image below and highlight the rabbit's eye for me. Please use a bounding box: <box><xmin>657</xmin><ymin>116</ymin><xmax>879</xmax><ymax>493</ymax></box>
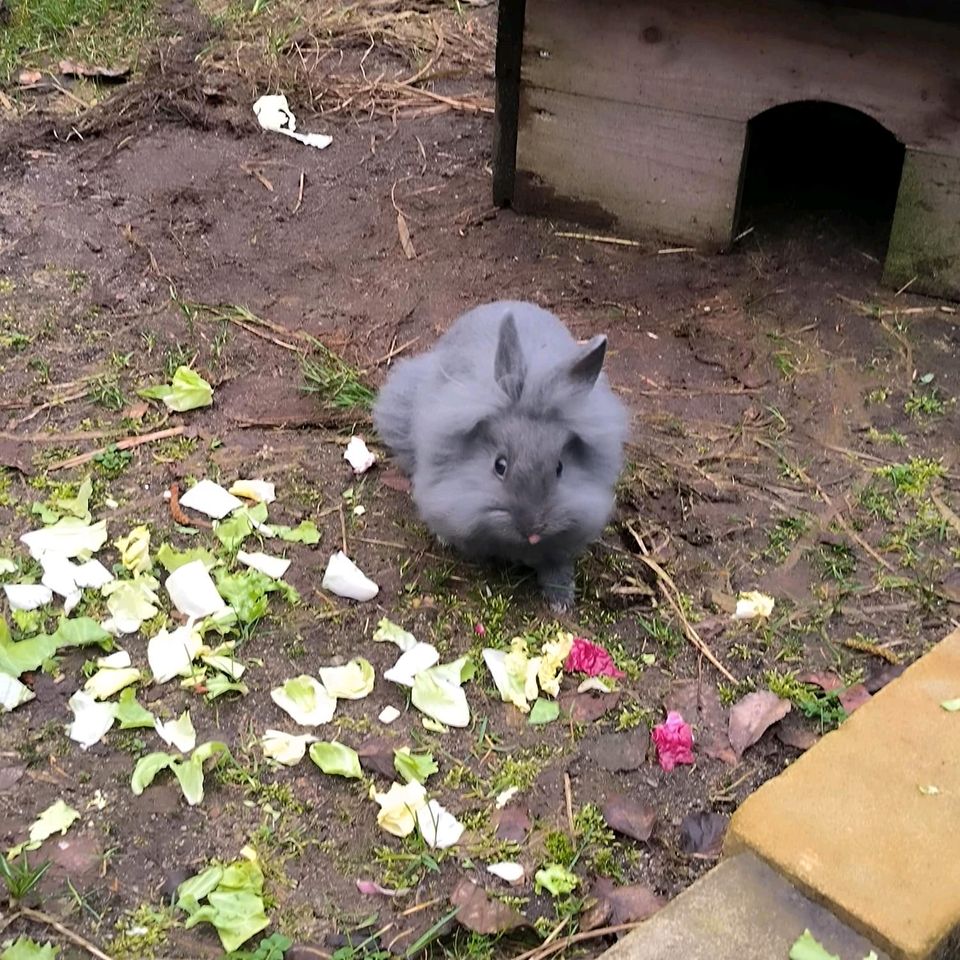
<box><xmin>556</xmin><ymin>461</ymin><xmax>563</xmax><ymax>478</ymax></box>
<box><xmin>494</xmin><ymin>456</ymin><xmax>508</xmax><ymax>478</ymax></box>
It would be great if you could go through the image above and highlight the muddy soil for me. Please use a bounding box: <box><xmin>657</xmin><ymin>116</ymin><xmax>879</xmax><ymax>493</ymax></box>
<box><xmin>1</xmin><ymin>2</ymin><xmax>958</xmax><ymax>958</ymax></box>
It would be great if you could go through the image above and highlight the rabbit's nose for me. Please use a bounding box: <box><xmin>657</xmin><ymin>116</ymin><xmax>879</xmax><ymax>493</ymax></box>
<box><xmin>527</xmin><ymin>534</ymin><xmax>541</xmax><ymax>545</ymax></box>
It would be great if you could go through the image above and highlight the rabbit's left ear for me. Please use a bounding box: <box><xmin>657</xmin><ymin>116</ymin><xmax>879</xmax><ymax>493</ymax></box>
<box><xmin>494</xmin><ymin>311</ymin><xmax>527</xmax><ymax>402</ymax></box>
<box><xmin>568</xmin><ymin>335</ymin><xmax>607</xmax><ymax>390</ymax></box>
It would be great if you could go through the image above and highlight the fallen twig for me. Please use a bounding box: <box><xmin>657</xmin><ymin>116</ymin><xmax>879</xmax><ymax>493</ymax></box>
<box><xmin>842</xmin><ymin>636</ymin><xmax>901</xmax><ymax>664</ymax></box>
<box><xmin>510</xmin><ymin>922</ymin><xmax>647</xmax><ymax>960</ymax></box>
<box><xmin>554</xmin><ymin>230</ymin><xmax>644</xmax><ymax>248</ymax></box>
<box><xmin>371</xmin><ymin>335</ymin><xmax>420</xmax><ymax>367</ymax></box>
<box><xmin>240</xmin><ymin>162</ymin><xmax>274</xmax><ymax>191</ymax></box>
<box><xmin>47</xmin><ymin>426</ymin><xmax>185</xmax><ymax>472</ymax></box>
<box><xmin>293</xmin><ymin>169</ymin><xmax>305</xmax><ymax>213</ymax></box>
<box><xmin>8</xmin><ymin>387</ymin><xmax>89</xmax><ymax>428</ymax></box>
<box><xmin>625</xmin><ymin>523</ymin><xmax>736</xmax><ymax>682</ymax></box>
<box><xmin>170</xmin><ymin>481</ymin><xmax>211</xmax><ymax>529</ymax></box>
<box><xmin>633</xmin><ymin>386</ymin><xmax>762</xmax><ymax>398</ymax></box>
<box><xmin>17</xmin><ymin>906</ymin><xmax>113</xmax><ymax>960</ymax></box>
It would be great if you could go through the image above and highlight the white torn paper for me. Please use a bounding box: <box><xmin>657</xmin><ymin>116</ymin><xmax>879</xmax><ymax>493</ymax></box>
<box><xmin>0</xmin><ymin>672</ymin><xmax>35</xmax><ymax>712</ymax></box>
<box><xmin>378</xmin><ymin>705</ymin><xmax>401</xmax><ymax>725</ymax></box>
<box><xmin>253</xmin><ymin>94</ymin><xmax>332</xmax><ymax>150</ymax></box>
<box><xmin>67</xmin><ymin>691</ymin><xmax>117</xmax><ymax>749</ymax></box>
<box><xmin>237</xmin><ymin>550</ymin><xmax>291</xmax><ymax>581</ymax></box>
<box><xmin>229</xmin><ymin>479</ymin><xmax>276</xmax><ymax>504</ymax></box>
<box><xmin>178</xmin><ymin>480</ymin><xmax>244</xmax><ymax>520</ymax></box>
<box><xmin>344</xmin><ymin>436</ymin><xmax>377</xmax><ymax>475</ymax></box>
<box><xmin>416</xmin><ymin>799</ymin><xmax>464</xmax><ymax>850</ymax></box>
<box><xmin>21</xmin><ymin>517</ymin><xmax>108</xmax><ymax>560</ymax></box>
<box><xmin>732</xmin><ymin>590</ymin><xmax>776</xmax><ymax>621</ymax></box>
<box><xmin>487</xmin><ymin>862</ymin><xmax>524</xmax><ymax>883</ymax></box>
<box><xmin>166</xmin><ymin>560</ymin><xmax>226</xmax><ymax>618</ymax></box>
<box><xmin>148</xmin><ymin>622</ymin><xmax>203</xmax><ymax>684</ymax></box>
<box><xmin>321</xmin><ymin>551</ymin><xmax>378</xmax><ymax>602</ymax></box>
<box><xmin>3</xmin><ymin>583</ymin><xmax>53</xmax><ymax>611</ymax></box>
<box><xmin>383</xmin><ymin>642</ymin><xmax>439</xmax><ymax>687</ymax></box>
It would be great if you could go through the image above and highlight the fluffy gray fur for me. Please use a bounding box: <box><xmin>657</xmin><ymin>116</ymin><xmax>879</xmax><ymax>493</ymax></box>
<box><xmin>373</xmin><ymin>300</ymin><xmax>629</xmax><ymax>609</ymax></box>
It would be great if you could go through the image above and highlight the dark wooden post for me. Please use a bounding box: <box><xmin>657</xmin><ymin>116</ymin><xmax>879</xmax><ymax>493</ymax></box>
<box><xmin>492</xmin><ymin>0</ymin><xmax>526</xmax><ymax>207</ymax></box>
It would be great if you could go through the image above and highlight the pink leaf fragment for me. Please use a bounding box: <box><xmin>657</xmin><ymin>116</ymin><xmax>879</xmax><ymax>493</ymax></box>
<box><xmin>651</xmin><ymin>711</ymin><xmax>694</xmax><ymax>771</ymax></box>
<box><xmin>564</xmin><ymin>637</ymin><xmax>624</xmax><ymax>679</ymax></box>
<box><xmin>357</xmin><ymin>878</ymin><xmax>403</xmax><ymax>897</ymax></box>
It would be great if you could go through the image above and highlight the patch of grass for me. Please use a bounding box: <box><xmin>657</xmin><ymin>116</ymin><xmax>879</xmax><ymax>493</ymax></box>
<box><xmin>0</xmin><ymin>328</ymin><xmax>31</xmax><ymax>350</ymax></box>
<box><xmin>875</xmin><ymin>457</ymin><xmax>945</xmax><ymax>499</ymax></box>
<box><xmin>637</xmin><ymin>614</ymin><xmax>683</xmax><ymax>660</ymax></box>
<box><xmin>374</xmin><ymin>840</ymin><xmax>442</xmax><ymax>890</ymax></box>
<box><xmin>615</xmin><ymin>701</ymin><xmax>653</xmax><ymax>732</ymax></box>
<box><xmin>865</xmin><ymin>427</ymin><xmax>906</xmax><ymax>447</ymax></box>
<box><xmin>858</xmin><ymin>484</ymin><xmax>896</xmax><ymax>522</ymax></box>
<box><xmin>94</xmin><ymin>444</ymin><xmax>133</xmax><ymax>478</ymax></box>
<box><xmin>0</xmin><ymin>853</ymin><xmax>50</xmax><ymax>900</ymax></box>
<box><xmin>574</xmin><ymin>802</ymin><xmax>619</xmax><ymax>878</ymax></box>
<box><xmin>302</xmin><ymin>336</ymin><xmax>374</xmax><ymax>410</ymax></box>
<box><xmin>27</xmin><ymin>356</ymin><xmax>50</xmax><ymax>383</ymax></box>
<box><xmin>152</xmin><ymin>436</ymin><xmax>198</xmax><ymax>463</ymax></box>
<box><xmin>904</xmin><ymin>387</ymin><xmax>946</xmax><ymax>419</ymax></box>
<box><xmin>717</xmin><ymin>677</ymin><xmax>757</xmax><ymax>705</ymax></box>
<box><xmin>865</xmin><ymin>387</ymin><xmax>889</xmax><ymax>406</ymax></box>
<box><xmin>772</xmin><ymin>349</ymin><xmax>798</xmax><ymax>380</ymax></box>
<box><xmin>813</xmin><ymin>542</ymin><xmax>857</xmax><ymax>583</ymax></box>
<box><xmin>163</xmin><ymin>344</ymin><xmax>196</xmax><ymax>379</ymax></box>
<box><xmin>0</xmin><ymin>0</ymin><xmax>154</xmax><ymax>83</ymax></box>
<box><xmin>110</xmin><ymin>903</ymin><xmax>176</xmax><ymax>960</ymax></box>
<box><xmin>765</xmin><ymin>669</ymin><xmax>847</xmax><ymax>732</ymax></box>
<box><xmin>88</xmin><ymin>374</ymin><xmax>125</xmax><ymax>411</ymax></box>
<box><xmin>543</xmin><ymin>830</ymin><xmax>575</xmax><ymax>868</ymax></box>
<box><xmin>439</xmin><ymin>931</ymin><xmax>498</xmax><ymax>960</ymax></box>
<box><xmin>765</xmin><ymin>515</ymin><xmax>807</xmax><ymax>561</ymax></box>
<box><xmin>489</xmin><ymin>745</ymin><xmax>553</xmax><ymax>794</ymax></box>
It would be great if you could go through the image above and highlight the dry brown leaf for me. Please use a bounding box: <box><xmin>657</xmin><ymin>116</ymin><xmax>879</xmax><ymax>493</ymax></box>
<box><xmin>586</xmin><ymin>877</ymin><xmax>665</xmax><ymax>926</ymax></box>
<box><xmin>678</xmin><ymin>811</ymin><xmax>728</xmax><ymax>858</ymax></box>
<box><xmin>728</xmin><ymin>690</ymin><xmax>791</xmax><ymax>758</ymax></box>
<box><xmin>492</xmin><ymin>806</ymin><xmax>530</xmax><ymax>843</ymax></box>
<box><xmin>601</xmin><ymin>796</ymin><xmax>656</xmax><ymax>842</ymax></box>
<box><xmin>380</xmin><ymin>468</ymin><xmax>412</xmax><ymax>494</ymax></box>
<box><xmin>775</xmin><ymin>714</ymin><xmax>820</xmax><ymax>752</ymax></box>
<box><xmin>397</xmin><ymin>211</ymin><xmax>416</xmax><ymax>259</ymax></box>
<box><xmin>560</xmin><ymin>689</ymin><xmax>621</xmax><ymax>724</ymax></box>
<box><xmin>838</xmin><ymin>683</ymin><xmax>871</xmax><ymax>714</ymax></box>
<box><xmin>586</xmin><ymin>730</ymin><xmax>649</xmax><ymax>772</ymax></box>
<box><xmin>58</xmin><ymin>58</ymin><xmax>130</xmax><ymax>80</ymax></box>
<box><xmin>356</xmin><ymin>736</ymin><xmax>398</xmax><ymax>779</ymax></box>
<box><xmin>451</xmin><ymin>879</ymin><xmax>528</xmax><ymax>934</ymax></box>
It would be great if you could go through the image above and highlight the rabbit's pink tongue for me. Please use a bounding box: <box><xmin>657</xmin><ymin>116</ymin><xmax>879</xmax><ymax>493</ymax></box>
<box><xmin>527</xmin><ymin>534</ymin><xmax>541</xmax><ymax>545</ymax></box>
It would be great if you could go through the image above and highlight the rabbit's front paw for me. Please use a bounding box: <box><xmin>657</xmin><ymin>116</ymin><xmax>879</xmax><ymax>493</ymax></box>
<box><xmin>537</xmin><ymin>564</ymin><xmax>575</xmax><ymax>613</ymax></box>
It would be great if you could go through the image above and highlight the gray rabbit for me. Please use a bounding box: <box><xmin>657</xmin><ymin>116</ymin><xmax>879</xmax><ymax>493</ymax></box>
<box><xmin>373</xmin><ymin>300</ymin><xmax>629</xmax><ymax>610</ymax></box>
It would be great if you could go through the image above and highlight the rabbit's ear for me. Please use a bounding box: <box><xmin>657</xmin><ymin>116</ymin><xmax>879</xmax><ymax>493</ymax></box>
<box><xmin>568</xmin><ymin>335</ymin><xmax>607</xmax><ymax>390</ymax></box>
<box><xmin>494</xmin><ymin>312</ymin><xmax>527</xmax><ymax>402</ymax></box>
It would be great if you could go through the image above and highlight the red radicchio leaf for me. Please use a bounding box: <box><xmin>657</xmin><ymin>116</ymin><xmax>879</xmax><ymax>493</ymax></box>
<box><xmin>651</xmin><ymin>711</ymin><xmax>694</xmax><ymax>771</ymax></box>
<box><xmin>564</xmin><ymin>637</ymin><xmax>625</xmax><ymax>678</ymax></box>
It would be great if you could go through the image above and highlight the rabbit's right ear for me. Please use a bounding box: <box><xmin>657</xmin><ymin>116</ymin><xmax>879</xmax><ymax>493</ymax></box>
<box><xmin>494</xmin><ymin>312</ymin><xmax>527</xmax><ymax>402</ymax></box>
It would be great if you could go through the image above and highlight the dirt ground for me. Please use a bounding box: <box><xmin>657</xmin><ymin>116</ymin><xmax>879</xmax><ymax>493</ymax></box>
<box><xmin>1</xmin><ymin>1</ymin><xmax>959</xmax><ymax>958</ymax></box>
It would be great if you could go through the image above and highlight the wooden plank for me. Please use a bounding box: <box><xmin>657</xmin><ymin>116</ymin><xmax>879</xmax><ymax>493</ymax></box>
<box><xmin>521</xmin><ymin>0</ymin><xmax>960</xmax><ymax>154</ymax></box>
<box><xmin>883</xmin><ymin>149</ymin><xmax>960</xmax><ymax>302</ymax></box>
<box><xmin>514</xmin><ymin>86</ymin><xmax>747</xmax><ymax>246</ymax></box>
<box><xmin>492</xmin><ymin>0</ymin><xmax>527</xmax><ymax>206</ymax></box>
